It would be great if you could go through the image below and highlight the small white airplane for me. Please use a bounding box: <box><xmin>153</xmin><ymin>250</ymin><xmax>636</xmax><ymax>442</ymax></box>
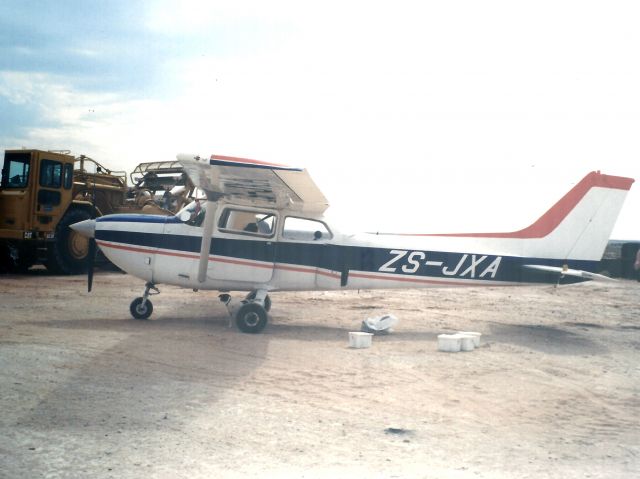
<box><xmin>71</xmin><ymin>154</ymin><xmax>634</xmax><ymax>333</ymax></box>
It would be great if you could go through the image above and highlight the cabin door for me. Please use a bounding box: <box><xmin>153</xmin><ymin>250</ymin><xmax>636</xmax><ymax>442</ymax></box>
<box><xmin>206</xmin><ymin>207</ymin><xmax>277</xmax><ymax>283</ymax></box>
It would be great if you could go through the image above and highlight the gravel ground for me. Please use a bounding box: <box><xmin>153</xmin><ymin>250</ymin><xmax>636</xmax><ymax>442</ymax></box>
<box><xmin>1</xmin><ymin>271</ymin><xmax>638</xmax><ymax>478</ymax></box>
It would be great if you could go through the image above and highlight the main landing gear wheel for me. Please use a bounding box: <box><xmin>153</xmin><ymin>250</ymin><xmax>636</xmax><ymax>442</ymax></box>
<box><xmin>130</xmin><ymin>297</ymin><xmax>153</xmax><ymax>320</ymax></box>
<box><xmin>245</xmin><ymin>291</ymin><xmax>271</xmax><ymax>311</ymax></box>
<box><xmin>235</xmin><ymin>302</ymin><xmax>268</xmax><ymax>334</ymax></box>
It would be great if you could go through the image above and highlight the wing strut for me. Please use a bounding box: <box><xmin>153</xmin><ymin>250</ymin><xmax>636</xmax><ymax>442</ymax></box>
<box><xmin>198</xmin><ymin>200</ymin><xmax>217</xmax><ymax>283</ymax></box>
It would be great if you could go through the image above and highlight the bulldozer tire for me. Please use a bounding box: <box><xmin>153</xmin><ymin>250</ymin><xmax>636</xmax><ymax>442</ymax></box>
<box><xmin>0</xmin><ymin>243</ymin><xmax>37</xmax><ymax>273</ymax></box>
<box><xmin>46</xmin><ymin>208</ymin><xmax>92</xmax><ymax>275</ymax></box>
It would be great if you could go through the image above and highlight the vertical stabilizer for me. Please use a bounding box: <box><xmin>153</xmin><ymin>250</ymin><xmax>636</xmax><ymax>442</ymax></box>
<box><xmin>430</xmin><ymin>172</ymin><xmax>634</xmax><ymax>261</ymax></box>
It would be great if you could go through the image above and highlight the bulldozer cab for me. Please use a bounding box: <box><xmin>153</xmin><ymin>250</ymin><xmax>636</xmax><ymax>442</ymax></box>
<box><xmin>0</xmin><ymin>149</ymin><xmax>76</xmax><ymax>240</ymax></box>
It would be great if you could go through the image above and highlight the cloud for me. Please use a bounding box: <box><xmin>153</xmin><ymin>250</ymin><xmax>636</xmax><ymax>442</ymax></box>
<box><xmin>0</xmin><ymin>1</ymin><xmax>638</xmax><ymax>238</ymax></box>
<box><xmin>0</xmin><ymin>1</ymin><xmax>168</xmax><ymax>94</ymax></box>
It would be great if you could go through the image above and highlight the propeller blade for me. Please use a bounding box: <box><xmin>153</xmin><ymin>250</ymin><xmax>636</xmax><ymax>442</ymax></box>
<box><xmin>87</xmin><ymin>238</ymin><xmax>96</xmax><ymax>293</ymax></box>
<box><xmin>88</xmin><ymin>180</ymin><xmax>97</xmax><ymax>293</ymax></box>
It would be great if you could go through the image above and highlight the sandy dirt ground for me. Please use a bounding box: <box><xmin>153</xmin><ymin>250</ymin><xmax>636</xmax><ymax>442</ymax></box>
<box><xmin>0</xmin><ymin>270</ymin><xmax>638</xmax><ymax>479</ymax></box>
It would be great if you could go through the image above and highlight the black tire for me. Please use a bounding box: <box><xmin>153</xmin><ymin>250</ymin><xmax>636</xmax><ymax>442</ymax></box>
<box><xmin>0</xmin><ymin>243</ymin><xmax>17</xmax><ymax>273</ymax></box>
<box><xmin>0</xmin><ymin>244</ymin><xmax>11</xmax><ymax>274</ymax></box>
<box><xmin>46</xmin><ymin>208</ymin><xmax>92</xmax><ymax>274</ymax></box>
<box><xmin>0</xmin><ymin>243</ymin><xmax>36</xmax><ymax>273</ymax></box>
<box><xmin>130</xmin><ymin>297</ymin><xmax>153</xmax><ymax>320</ymax></box>
<box><xmin>235</xmin><ymin>303</ymin><xmax>268</xmax><ymax>333</ymax></box>
<box><xmin>245</xmin><ymin>291</ymin><xmax>272</xmax><ymax>312</ymax></box>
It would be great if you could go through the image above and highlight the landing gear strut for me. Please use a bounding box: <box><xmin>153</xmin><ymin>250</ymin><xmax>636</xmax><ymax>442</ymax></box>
<box><xmin>219</xmin><ymin>289</ymin><xmax>271</xmax><ymax>333</ymax></box>
<box><xmin>130</xmin><ymin>282</ymin><xmax>159</xmax><ymax>320</ymax></box>
<box><xmin>245</xmin><ymin>290</ymin><xmax>272</xmax><ymax>312</ymax></box>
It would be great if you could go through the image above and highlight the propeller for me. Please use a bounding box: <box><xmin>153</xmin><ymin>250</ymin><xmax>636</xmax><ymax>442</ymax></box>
<box><xmin>69</xmin><ymin>217</ymin><xmax>97</xmax><ymax>291</ymax></box>
<box><xmin>87</xmin><ymin>182</ymin><xmax>97</xmax><ymax>293</ymax></box>
<box><xmin>87</xmin><ymin>235</ymin><xmax>96</xmax><ymax>292</ymax></box>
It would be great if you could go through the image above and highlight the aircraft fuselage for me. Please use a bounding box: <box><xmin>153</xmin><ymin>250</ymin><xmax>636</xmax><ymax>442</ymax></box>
<box><xmin>94</xmin><ymin>203</ymin><xmax>594</xmax><ymax>294</ymax></box>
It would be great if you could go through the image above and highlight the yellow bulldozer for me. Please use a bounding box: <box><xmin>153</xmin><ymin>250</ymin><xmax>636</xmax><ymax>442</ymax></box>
<box><xmin>0</xmin><ymin>149</ymin><xmax>194</xmax><ymax>273</ymax></box>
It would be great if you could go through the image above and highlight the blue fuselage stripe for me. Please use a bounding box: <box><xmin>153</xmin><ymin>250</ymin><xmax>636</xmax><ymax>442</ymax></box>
<box><xmin>97</xmin><ymin>215</ymin><xmax>181</xmax><ymax>224</ymax></box>
<box><xmin>95</xmin><ymin>227</ymin><xmax>598</xmax><ymax>285</ymax></box>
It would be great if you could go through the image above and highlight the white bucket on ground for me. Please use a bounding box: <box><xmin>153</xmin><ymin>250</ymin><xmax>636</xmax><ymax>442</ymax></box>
<box><xmin>437</xmin><ymin>334</ymin><xmax>462</xmax><ymax>352</ymax></box>
<box><xmin>349</xmin><ymin>332</ymin><xmax>373</xmax><ymax>349</ymax></box>
<box><xmin>459</xmin><ymin>335</ymin><xmax>475</xmax><ymax>351</ymax></box>
<box><xmin>458</xmin><ymin>331</ymin><xmax>481</xmax><ymax>347</ymax></box>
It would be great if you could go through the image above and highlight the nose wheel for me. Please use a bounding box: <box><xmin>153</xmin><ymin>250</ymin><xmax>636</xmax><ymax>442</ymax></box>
<box><xmin>130</xmin><ymin>297</ymin><xmax>153</xmax><ymax>319</ymax></box>
<box><xmin>130</xmin><ymin>282</ymin><xmax>159</xmax><ymax>320</ymax></box>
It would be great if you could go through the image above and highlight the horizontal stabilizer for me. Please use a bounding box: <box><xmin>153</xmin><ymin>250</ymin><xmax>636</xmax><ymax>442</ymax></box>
<box><xmin>523</xmin><ymin>264</ymin><xmax>616</xmax><ymax>282</ymax></box>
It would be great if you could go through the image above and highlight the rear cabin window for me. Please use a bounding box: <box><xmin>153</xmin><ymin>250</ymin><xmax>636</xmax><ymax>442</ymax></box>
<box><xmin>39</xmin><ymin>160</ymin><xmax>63</xmax><ymax>188</ymax></box>
<box><xmin>1</xmin><ymin>152</ymin><xmax>31</xmax><ymax>188</ymax></box>
<box><xmin>218</xmin><ymin>208</ymin><xmax>276</xmax><ymax>237</ymax></box>
<box><xmin>63</xmin><ymin>163</ymin><xmax>73</xmax><ymax>189</ymax></box>
<box><xmin>282</xmin><ymin>217</ymin><xmax>332</xmax><ymax>241</ymax></box>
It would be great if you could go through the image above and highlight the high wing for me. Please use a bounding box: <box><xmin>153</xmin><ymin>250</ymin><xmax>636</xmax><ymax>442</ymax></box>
<box><xmin>177</xmin><ymin>154</ymin><xmax>329</xmax><ymax>214</ymax></box>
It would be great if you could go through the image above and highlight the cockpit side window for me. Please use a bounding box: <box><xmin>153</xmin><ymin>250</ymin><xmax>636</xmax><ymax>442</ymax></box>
<box><xmin>218</xmin><ymin>208</ymin><xmax>276</xmax><ymax>237</ymax></box>
<box><xmin>282</xmin><ymin>217</ymin><xmax>332</xmax><ymax>241</ymax></box>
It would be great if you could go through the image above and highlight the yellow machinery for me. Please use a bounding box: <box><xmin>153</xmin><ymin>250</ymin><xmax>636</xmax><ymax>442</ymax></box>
<box><xmin>0</xmin><ymin>149</ymin><xmax>194</xmax><ymax>273</ymax></box>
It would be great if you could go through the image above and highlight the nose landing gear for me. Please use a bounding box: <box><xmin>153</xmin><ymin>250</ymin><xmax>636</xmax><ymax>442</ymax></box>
<box><xmin>130</xmin><ymin>282</ymin><xmax>159</xmax><ymax>320</ymax></box>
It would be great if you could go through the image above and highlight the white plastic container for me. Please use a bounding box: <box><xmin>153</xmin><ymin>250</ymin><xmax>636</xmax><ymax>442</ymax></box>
<box><xmin>458</xmin><ymin>331</ymin><xmax>482</xmax><ymax>347</ymax></box>
<box><xmin>349</xmin><ymin>332</ymin><xmax>373</xmax><ymax>349</ymax></box>
<box><xmin>437</xmin><ymin>334</ymin><xmax>462</xmax><ymax>352</ymax></box>
<box><xmin>459</xmin><ymin>335</ymin><xmax>475</xmax><ymax>351</ymax></box>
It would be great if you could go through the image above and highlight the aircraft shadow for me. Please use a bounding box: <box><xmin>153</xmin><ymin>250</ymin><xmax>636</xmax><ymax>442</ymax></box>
<box><xmin>2</xmin><ymin>263</ymin><xmax>120</xmax><ymax>277</ymax></box>
<box><xmin>487</xmin><ymin>323</ymin><xmax>608</xmax><ymax>355</ymax></box>
<box><xmin>32</xmin><ymin>312</ymin><xmax>441</xmax><ymax>345</ymax></box>
<box><xmin>14</xmin><ymin>314</ymin><xmax>270</xmax><ymax>435</ymax></box>
<box><xmin>29</xmin><ymin>315</ymin><xmax>608</xmax><ymax>356</ymax></box>
<box><xmin>267</xmin><ymin>321</ymin><xmax>440</xmax><ymax>343</ymax></box>
<box><xmin>27</xmin><ymin>315</ymin><xmax>231</xmax><ymax>333</ymax></box>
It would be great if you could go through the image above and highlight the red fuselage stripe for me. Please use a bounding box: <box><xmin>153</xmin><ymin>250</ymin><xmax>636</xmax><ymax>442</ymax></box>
<box><xmin>349</xmin><ymin>271</ymin><xmax>474</xmax><ymax>286</ymax></box>
<box><xmin>96</xmin><ymin>240</ymin><xmax>498</xmax><ymax>286</ymax></box>
<box><xmin>96</xmin><ymin>240</ymin><xmax>272</xmax><ymax>269</ymax></box>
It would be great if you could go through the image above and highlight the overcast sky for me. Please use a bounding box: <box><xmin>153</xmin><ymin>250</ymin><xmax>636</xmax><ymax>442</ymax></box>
<box><xmin>1</xmin><ymin>0</ymin><xmax>638</xmax><ymax>239</ymax></box>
